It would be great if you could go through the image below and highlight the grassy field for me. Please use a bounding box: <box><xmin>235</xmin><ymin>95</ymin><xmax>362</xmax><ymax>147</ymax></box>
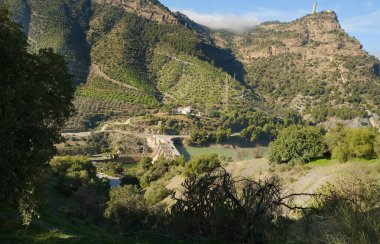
<box><xmin>224</xmin><ymin>157</ymin><xmax>380</xmax><ymax>200</ymax></box>
<box><xmin>177</xmin><ymin>145</ymin><xmax>268</xmax><ymax>161</ymax></box>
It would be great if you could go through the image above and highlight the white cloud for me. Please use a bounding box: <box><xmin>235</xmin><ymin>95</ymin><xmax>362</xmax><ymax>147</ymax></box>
<box><xmin>176</xmin><ymin>8</ymin><xmax>311</xmax><ymax>33</ymax></box>
<box><xmin>178</xmin><ymin>9</ymin><xmax>261</xmax><ymax>33</ymax></box>
<box><xmin>375</xmin><ymin>52</ymin><xmax>380</xmax><ymax>59</ymax></box>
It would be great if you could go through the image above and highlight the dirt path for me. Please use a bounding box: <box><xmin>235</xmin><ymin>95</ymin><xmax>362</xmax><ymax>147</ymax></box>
<box><xmin>92</xmin><ymin>64</ymin><xmax>140</xmax><ymax>90</ymax></box>
<box><xmin>156</xmin><ymin>52</ymin><xmax>194</xmax><ymax>66</ymax></box>
<box><xmin>339</xmin><ymin>65</ymin><xmax>347</xmax><ymax>83</ymax></box>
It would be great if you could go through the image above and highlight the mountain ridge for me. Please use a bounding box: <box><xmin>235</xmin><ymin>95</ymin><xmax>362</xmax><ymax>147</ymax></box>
<box><xmin>2</xmin><ymin>0</ymin><xmax>380</xmax><ymax>130</ymax></box>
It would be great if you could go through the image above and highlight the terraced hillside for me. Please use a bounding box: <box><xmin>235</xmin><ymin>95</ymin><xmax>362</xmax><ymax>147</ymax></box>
<box><xmin>2</xmin><ymin>0</ymin><xmax>253</xmax><ymax>131</ymax></box>
<box><xmin>2</xmin><ymin>0</ymin><xmax>92</xmax><ymax>84</ymax></box>
<box><xmin>3</xmin><ymin>0</ymin><xmax>380</xmax><ymax>130</ymax></box>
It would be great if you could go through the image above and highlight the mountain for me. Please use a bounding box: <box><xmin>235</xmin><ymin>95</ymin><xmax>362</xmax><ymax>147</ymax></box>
<box><xmin>218</xmin><ymin>11</ymin><xmax>380</xmax><ymax>122</ymax></box>
<box><xmin>2</xmin><ymin>0</ymin><xmax>254</xmax><ymax>131</ymax></box>
<box><xmin>2</xmin><ymin>0</ymin><xmax>380</xmax><ymax>130</ymax></box>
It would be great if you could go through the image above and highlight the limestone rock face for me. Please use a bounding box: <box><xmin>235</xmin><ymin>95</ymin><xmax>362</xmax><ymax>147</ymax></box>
<box><xmin>95</xmin><ymin>0</ymin><xmax>177</xmax><ymax>23</ymax></box>
<box><xmin>232</xmin><ymin>11</ymin><xmax>365</xmax><ymax>63</ymax></box>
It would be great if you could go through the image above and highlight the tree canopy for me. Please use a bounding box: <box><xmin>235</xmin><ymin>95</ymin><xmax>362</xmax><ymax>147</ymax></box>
<box><xmin>0</xmin><ymin>5</ymin><xmax>74</xmax><ymax>222</ymax></box>
<box><xmin>268</xmin><ymin>125</ymin><xmax>326</xmax><ymax>164</ymax></box>
<box><xmin>184</xmin><ymin>154</ymin><xmax>221</xmax><ymax>177</ymax></box>
<box><xmin>325</xmin><ymin>126</ymin><xmax>378</xmax><ymax>162</ymax></box>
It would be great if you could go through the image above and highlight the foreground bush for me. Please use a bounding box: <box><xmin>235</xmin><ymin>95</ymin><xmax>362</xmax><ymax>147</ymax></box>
<box><xmin>170</xmin><ymin>167</ymin><xmax>303</xmax><ymax>243</ymax></box>
<box><xmin>104</xmin><ymin>185</ymin><xmax>164</xmax><ymax>232</ymax></box>
<box><xmin>50</xmin><ymin>156</ymin><xmax>98</xmax><ymax>195</ymax></box>
<box><xmin>310</xmin><ymin>178</ymin><xmax>380</xmax><ymax>243</ymax></box>
<box><xmin>50</xmin><ymin>156</ymin><xmax>109</xmax><ymax>220</ymax></box>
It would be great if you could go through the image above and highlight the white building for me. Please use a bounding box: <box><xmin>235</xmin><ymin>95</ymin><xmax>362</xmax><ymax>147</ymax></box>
<box><xmin>173</xmin><ymin>106</ymin><xmax>191</xmax><ymax>115</ymax></box>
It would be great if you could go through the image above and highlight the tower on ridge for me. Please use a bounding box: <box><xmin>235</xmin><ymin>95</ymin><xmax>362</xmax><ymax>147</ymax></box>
<box><xmin>312</xmin><ymin>2</ymin><xmax>317</xmax><ymax>14</ymax></box>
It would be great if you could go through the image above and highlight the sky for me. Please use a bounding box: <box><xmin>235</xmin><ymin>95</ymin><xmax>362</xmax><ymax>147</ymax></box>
<box><xmin>160</xmin><ymin>0</ymin><xmax>380</xmax><ymax>58</ymax></box>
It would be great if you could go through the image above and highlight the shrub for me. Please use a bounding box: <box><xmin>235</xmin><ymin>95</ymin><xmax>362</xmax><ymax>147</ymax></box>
<box><xmin>50</xmin><ymin>156</ymin><xmax>97</xmax><ymax>195</ymax></box>
<box><xmin>268</xmin><ymin>126</ymin><xmax>326</xmax><ymax>164</ymax></box>
<box><xmin>140</xmin><ymin>157</ymin><xmax>171</xmax><ymax>187</ymax></box>
<box><xmin>139</xmin><ymin>157</ymin><xmax>153</xmax><ymax>171</ymax></box>
<box><xmin>104</xmin><ymin>185</ymin><xmax>149</xmax><ymax>231</ymax></box>
<box><xmin>144</xmin><ymin>181</ymin><xmax>172</xmax><ymax>205</ymax></box>
<box><xmin>50</xmin><ymin>156</ymin><xmax>109</xmax><ymax>220</ymax></box>
<box><xmin>374</xmin><ymin>135</ymin><xmax>380</xmax><ymax>158</ymax></box>
<box><xmin>184</xmin><ymin>154</ymin><xmax>221</xmax><ymax>177</ymax></box>
<box><xmin>332</xmin><ymin>144</ymin><xmax>350</xmax><ymax>163</ymax></box>
<box><xmin>120</xmin><ymin>174</ymin><xmax>140</xmax><ymax>187</ymax></box>
<box><xmin>326</xmin><ymin>127</ymin><xmax>378</xmax><ymax>162</ymax></box>
<box><xmin>311</xmin><ymin>178</ymin><xmax>380</xmax><ymax>243</ymax></box>
<box><xmin>345</xmin><ymin>128</ymin><xmax>376</xmax><ymax>158</ymax></box>
<box><xmin>170</xmin><ymin>167</ymin><xmax>298</xmax><ymax>243</ymax></box>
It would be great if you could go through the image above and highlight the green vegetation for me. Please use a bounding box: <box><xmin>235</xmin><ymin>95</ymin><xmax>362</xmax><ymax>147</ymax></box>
<box><xmin>311</xmin><ymin>106</ymin><xmax>367</xmax><ymax>122</ymax></box>
<box><xmin>325</xmin><ymin>126</ymin><xmax>379</xmax><ymax>162</ymax></box>
<box><xmin>2</xmin><ymin>0</ymin><xmax>257</xmax><ymax>130</ymax></box>
<box><xmin>269</xmin><ymin>126</ymin><xmax>326</xmax><ymax>164</ymax></box>
<box><xmin>104</xmin><ymin>185</ymin><xmax>161</xmax><ymax>233</ymax></box>
<box><xmin>3</xmin><ymin>0</ymin><xmax>380</xmax><ymax>129</ymax></box>
<box><xmin>0</xmin><ymin>5</ymin><xmax>74</xmax><ymax>224</ymax></box>
<box><xmin>26</xmin><ymin>0</ymin><xmax>91</xmax><ymax>84</ymax></box>
<box><xmin>178</xmin><ymin>144</ymin><xmax>263</xmax><ymax>161</ymax></box>
<box><xmin>50</xmin><ymin>156</ymin><xmax>109</xmax><ymax>220</ymax></box>
<box><xmin>243</xmin><ymin>16</ymin><xmax>380</xmax><ymax>122</ymax></box>
<box><xmin>95</xmin><ymin>161</ymin><xmax>130</xmax><ymax>177</ymax></box>
<box><xmin>187</xmin><ymin>110</ymin><xmax>304</xmax><ymax>145</ymax></box>
<box><xmin>308</xmin><ymin>178</ymin><xmax>380</xmax><ymax>243</ymax></box>
<box><xmin>184</xmin><ymin>154</ymin><xmax>221</xmax><ymax>177</ymax></box>
<box><xmin>247</xmin><ymin>52</ymin><xmax>375</xmax><ymax>122</ymax></box>
<box><xmin>2</xmin><ymin>151</ymin><xmax>380</xmax><ymax>243</ymax></box>
<box><xmin>2</xmin><ymin>2</ymin><xmax>380</xmax><ymax>243</ymax></box>
<box><xmin>188</xmin><ymin>128</ymin><xmax>231</xmax><ymax>145</ymax></box>
<box><xmin>269</xmin><ymin>124</ymin><xmax>380</xmax><ymax>164</ymax></box>
<box><xmin>224</xmin><ymin>110</ymin><xmax>304</xmax><ymax>141</ymax></box>
<box><xmin>137</xmin><ymin>156</ymin><xmax>185</xmax><ymax>188</ymax></box>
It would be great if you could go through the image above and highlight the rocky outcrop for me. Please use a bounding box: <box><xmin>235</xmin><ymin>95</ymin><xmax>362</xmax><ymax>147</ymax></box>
<box><xmin>232</xmin><ymin>11</ymin><xmax>366</xmax><ymax>63</ymax></box>
<box><xmin>95</xmin><ymin>0</ymin><xmax>177</xmax><ymax>23</ymax></box>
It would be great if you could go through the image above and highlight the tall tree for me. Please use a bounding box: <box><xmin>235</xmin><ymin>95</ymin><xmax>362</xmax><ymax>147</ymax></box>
<box><xmin>0</xmin><ymin>5</ymin><xmax>74</xmax><ymax>223</ymax></box>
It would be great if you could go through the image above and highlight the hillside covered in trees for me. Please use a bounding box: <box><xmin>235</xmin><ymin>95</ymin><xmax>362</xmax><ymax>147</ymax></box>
<box><xmin>2</xmin><ymin>0</ymin><xmax>380</xmax><ymax>131</ymax></box>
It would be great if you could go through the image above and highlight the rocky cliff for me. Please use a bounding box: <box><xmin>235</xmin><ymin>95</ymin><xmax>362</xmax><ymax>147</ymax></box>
<box><xmin>212</xmin><ymin>11</ymin><xmax>380</xmax><ymax>122</ymax></box>
<box><xmin>94</xmin><ymin>0</ymin><xmax>177</xmax><ymax>23</ymax></box>
<box><xmin>232</xmin><ymin>11</ymin><xmax>364</xmax><ymax>62</ymax></box>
